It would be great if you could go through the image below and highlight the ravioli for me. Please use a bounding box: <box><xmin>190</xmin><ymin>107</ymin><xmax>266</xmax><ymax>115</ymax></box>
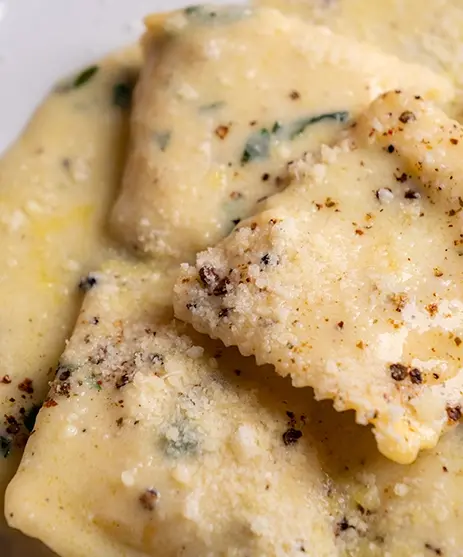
<box><xmin>256</xmin><ymin>0</ymin><xmax>463</xmax><ymax>95</ymax></box>
<box><xmin>0</xmin><ymin>49</ymin><xmax>140</xmax><ymax>555</ymax></box>
<box><xmin>174</xmin><ymin>91</ymin><xmax>463</xmax><ymax>465</ymax></box>
<box><xmin>8</xmin><ymin>261</ymin><xmax>463</xmax><ymax>557</ymax></box>
<box><xmin>302</xmin><ymin>396</ymin><xmax>463</xmax><ymax>557</ymax></box>
<box><xmin>4</xmin><ymin>4</ymin><xmax>463</xmax><ymax>557</ymax></box>
<box><xmin>5</xmin><ymin>261</ymin><xmax>338</xmax><ymax>557</ymax></box>
<box><xmin>110</xmin><ymin>4</ymin><xmax>453</xmax><ymax>262</ymax></box>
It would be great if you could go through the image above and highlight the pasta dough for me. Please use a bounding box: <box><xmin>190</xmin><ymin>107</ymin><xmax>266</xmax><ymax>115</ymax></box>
<box><xmin>4</xmin><ymin>3</ymin><xmax>463</xmax><ymax>557</ymax></box>
<box><xmin>174</xmin><ymin>91</ymin><xmax>463</xmax><ymax>465</ymax></box>
<box><xmin>0</xmin><ymin>48</ymin><xmax>140</xmax><ymax>556</ymax></box>
<box><xmin>256</xmin><ymin>0</ymin><xmax>463</xmax><ymax>95</ymax></box>
<box><xmin>111</xmin><ymin>4</ymin><xmax>453</xmax><ymax>262</ymax></box>
<box><xmin>8</xmin><ymin>260</ymin><xmax>463</xmax><ymax>557</ymax></box>
<box><xmin>5</xmin><ymin>261</ymin><xmax>338</xmax><ymax>557</ymax></box>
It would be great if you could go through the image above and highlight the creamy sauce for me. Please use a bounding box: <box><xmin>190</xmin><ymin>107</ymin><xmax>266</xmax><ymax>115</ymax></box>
<box><xmin>256</xmin><ymin>0</ymin><xmax>463</xmax><ymax>96</ymax></box>
<box><xmin>6</xmin><ymin>261</ymin><xmax>338</xmax><ymax>557</ymax></box>
<box><xmin>111</xmin><ymin>5</ymin><xmax>452</xmax><ymax>262</ymax></box>
<box><xmin>3</xmin><ymin>2</ymin><xmax>463</xmax><ymax>556</ymax></box>
<box><xmin>8</xmin><ymin>260</ymin><xmax>463</xmax><ymax>556</ymax></box>
<box><xmin>0</xmin><ymin>49</ymin><xmax>141</xmax><ymax>556</ymax></box>
<box><xmin>174</xmin><ymin>92</ymin><xmax>463</xmax><ymax>465</ymax></box>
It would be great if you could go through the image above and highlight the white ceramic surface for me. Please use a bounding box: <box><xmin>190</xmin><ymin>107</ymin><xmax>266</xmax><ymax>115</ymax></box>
<box><xmin>0</xmin><ymin>0</ymin><xmax>234</xmax><ymax>154</ymax></box>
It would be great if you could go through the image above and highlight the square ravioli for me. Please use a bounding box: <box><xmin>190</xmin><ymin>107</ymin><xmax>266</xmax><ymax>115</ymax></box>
<box><xmin>6</xmin><ymin>261</ymin><xmax>339</xmax><ymax>557</ymax></box>
<box><xmin>0</xmin><ymin>48</ymin><xmax>140</xmax><ymax>535</ymax></box>
<box><xmin>110</xmin><ymin>4</ymin><xmax>453</xmax><ymax>262</ymax></box>
<box><xmin>8</xmin><ymin>260</ymin><xmax>463</xmax><ymax>557</ymax></box>
<box><xmin>256</xmin><ymin>0</ymin><xmax>463</xmax><ymax>95</ymax></box>
<box><xmin>174</xmin><ymin>91</ymin><xmax>463</xmax><ymax>465</ymax></box>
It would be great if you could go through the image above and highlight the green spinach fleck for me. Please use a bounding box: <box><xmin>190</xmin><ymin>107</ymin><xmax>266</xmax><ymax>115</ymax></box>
<box><xmin>184</xmin><ymin>5</ymin><xmax>201</xmax><ymax>15</ymax></box>
<box><xmin>184</xmin><ymin>4</ymin><xmax>249</xmax><ymax>24</ymax></box>
<box><xmin>153</xmin><ymin>131</ymin><xmax>172</xmax><ymax>152</ymax></box>
<box><xmin>163</xmin><ymin>420</ymin><xmax>199</xmax><ymax>458</ymax></box>
<box><xmin>288</xmin><ymin>111</ymin><xmax>349</xmax><ymax>139</ymax></box>
<box><xmin>272</xmin><ymin>121</ymin><xmax>283</xmax><ymax>134</ymax></box>
<box><xmin>240</xmin><ymin>112</ymin><xmax>348</xmax><ymax>164</ymax></box>
<box><xmin>73</xmin><ymin>65</ymin><xmax>99</xmax><ymax>88</ymax></box>
<box><xmin>199</xmin><ymin>101</ymin><xmax>226</xmax><ymax>112</ymax></box>
<box><xmin>241</xmin><ymin>128</ymin><xmax>271</xmax><ymax>164</ymax></box>
<box><xmin>0</xmin><ymin>435</ymin><xmax>11</xmax><ymax>458</ymax></box>
<box><xmin>113</xmin><ymin>82</ymin><xmax>134</xmax><ymax>109</ymax></box>
<box><xmin>23</xmin><ymin>404</ymin><xmax>41</xmax><ymax>433</ymax></box>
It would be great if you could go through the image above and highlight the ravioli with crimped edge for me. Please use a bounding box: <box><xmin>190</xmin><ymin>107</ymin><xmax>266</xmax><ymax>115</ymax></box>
<box><xmin>174</xmin><ymin>91</ymin><xmax>463</xmax><ymax>465</ymax></box>
<box><xmin>6</xmin><ymin>260</ymin><xmax>339</xmax><ymax>557</ymax></box>
<box><xmin>9</xmin><ymin>259</ymin><xmax>463</xmax><ymax>556</ymax></box>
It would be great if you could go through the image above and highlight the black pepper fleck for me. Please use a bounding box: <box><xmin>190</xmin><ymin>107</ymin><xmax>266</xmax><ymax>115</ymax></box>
<box><xmin>399</xmin><ymin>111</ymin><xmax>416</xmax><ymax>124</ymax></box>
<box><xmin>446</xmin><ymin>404</ymin><xmax>462</xmax><ymax>422</ymax></box>
<box><xmin>198</xmin><ymin>265</ymin><xmax>228</xmax><ymax>295</ymax></box>
<box><xmin>409</xmin><ymin>368</ymin><xmax>423</xmax><ymax>384</ymax></box>
<box><xmin>78</xmin><ymin>274</ymin><xmax>98</xmax><ymax>292</ymax></box>
<box><xmin>389</xmin><ymin>363</ymin><xmax>408</xmax><ymax>381</ymax></box>
<box><xmin>282</xmin><ymin>427</ymin><xmax>302</xmax><ymax>445</ymax></box>
<box><xmin>149</xmin><ymin>353</ymin><xmax>164</xmax><ymax>366</ymax></box>
<box><xmin>139</xmin><ymin>488</ymin><xmax>160</xmax><ymax>511</ymax></box>
<box><xmin>116</xmin><ymin>373</ymin><xmax>131</xmax><ymax>389</ymax></box>
<box><xmin>5</xmin><ymin>416</ymin><xmax>20</xmax><ymax>435</ymax></box>
<box><xmin>261</xmin><ymin>253</ymin><xmax>270</xmax><ymax>265</ymax></box>
<box><xmin>424</xmin><ymin>543</ymin><xmax>443</xmax><ymax>555</ymax></box>
<box><xmin>336</xmin><ymin>517</ymin><xmax>355</xmax><ymax>535</ymax></box>
<box><xmin>213</xmin><ymin>277</ymin><xmax>230</xmax><ymax>296</ymax></box>
<box><xmin>18</xmin><ymin>378</ymin><xmax>34</xmax><ymax>394</ymax></box>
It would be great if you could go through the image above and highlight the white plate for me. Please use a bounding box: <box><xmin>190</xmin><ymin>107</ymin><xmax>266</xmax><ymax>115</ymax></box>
<box><xmin>0</xmin><ymin>0</ymin><xmax>233</xmax><ymax>154</ymax></box>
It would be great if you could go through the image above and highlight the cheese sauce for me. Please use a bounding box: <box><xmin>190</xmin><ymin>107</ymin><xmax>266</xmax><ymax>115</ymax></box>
<box><xmin>256</xmin><ymin>0</ymin><xmax>463</xmax><ymax>95</ymax></box>
<box><xmin>111</xmin><ymin>5</ymin><xmax>453</xmax><ymax>262</ymax></box>
<box><xmin>174</xmin><ymin>92</ymin><xmax>463</xmax><ymax>465</ymax></box>
<box><xmin>0</xmin><ymin>49</ymin><xmax>141</xmax><ymax>556</ymax></box>
<box><xmin>3</xmin><ymin>2</ymin><xmax>463</xmax><ymax>557</ymax></box>
<box><xmin>8</xmin><ymin>260</ymin><xmax>463</xmax><ymax>556</ymax></box>
<box><xmin>6</xmin><ymin>261</ymin><xmax>338</xmax><ymax>557</ymax></box>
